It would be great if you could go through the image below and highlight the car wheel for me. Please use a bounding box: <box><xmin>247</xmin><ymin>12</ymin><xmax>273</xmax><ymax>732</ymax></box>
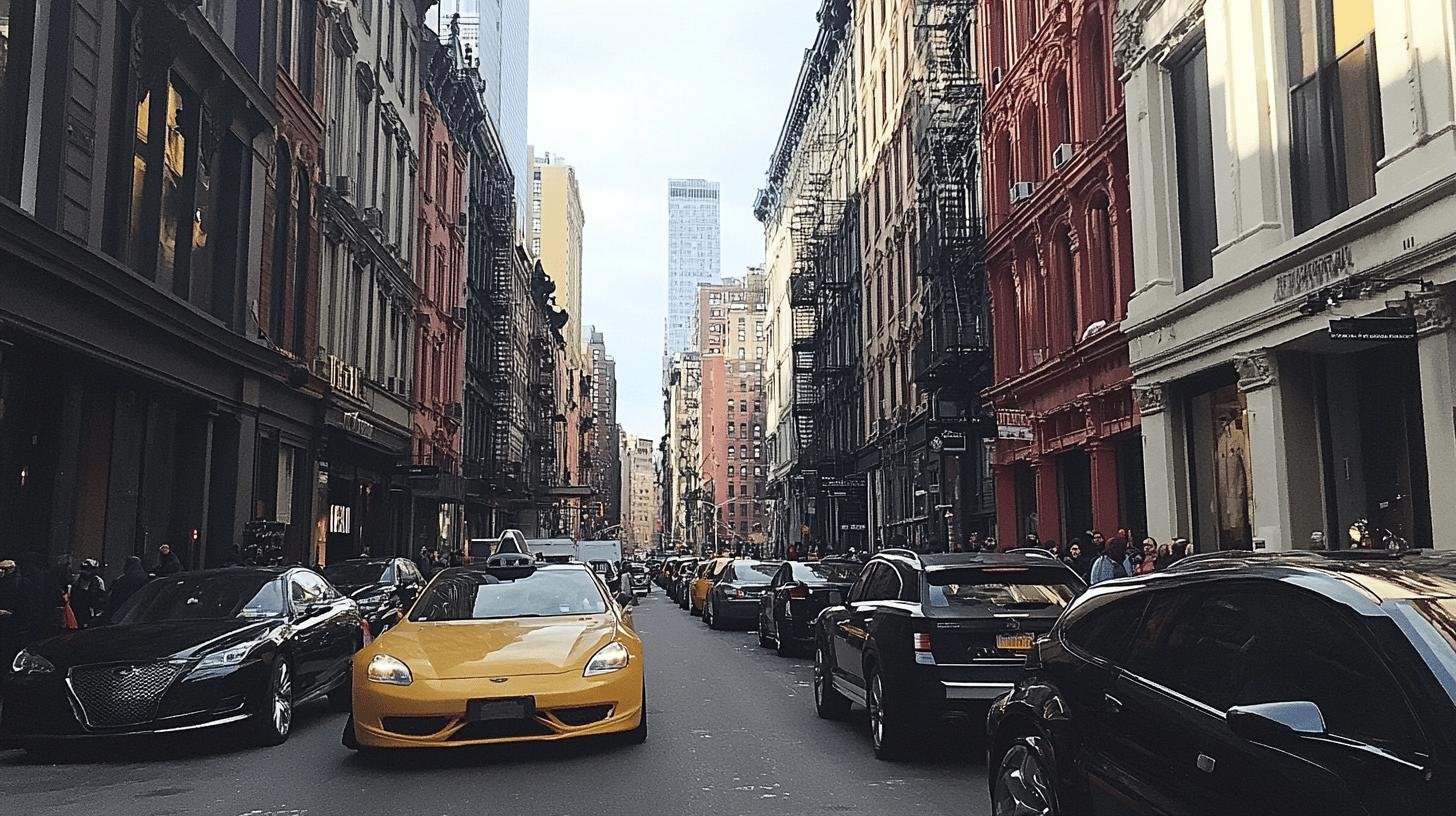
<box><xmin>621</xmin><ymin>686</ymin><xmax>648</xmax><ymax>745</ymax></box>
<box><xmin>253</xmin><ymin>657</ymin><xmax>294</xmax><ymax>747</ymax></box>
<box><xmin>813</xmin><ymin>645</ymin><xmax>851</xmax><ymax>720</ymax></box>
<box><xmin>705</xmin><ymin>599</ymin><xmax>722</xmax><ymax>630</ymax></box>
<box><xmin>757</xmin><ymin>618</ymin><xmax>775</xmax><ymax>649</ymax></box>
<box><xmin>866</xmin><ymin>665</ymin><xmax>913</xmax><ymax>761</ymax></box>
<box><xmin>992</xmin><ymin>736</ymin><xmax>1061</xmax><ymax>816</ymax></box>
<box><xmin>774</xmin><ymin>623</ymin><xmax>794</xmax><ymax>658</ymax></box>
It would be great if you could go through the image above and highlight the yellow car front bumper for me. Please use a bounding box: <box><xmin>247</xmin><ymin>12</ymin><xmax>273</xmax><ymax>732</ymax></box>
<box><xmin>351</xmin><ymin>662</ymin><xmax>645</xmax><ymax>749</ymax></box>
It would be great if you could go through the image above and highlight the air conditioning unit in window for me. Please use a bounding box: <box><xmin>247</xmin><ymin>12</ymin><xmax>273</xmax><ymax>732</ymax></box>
<box><xmin>334</xmin><ymin>175</ymin><xmax>354</xmax><ymax>198</ymax></box>
<box><xmin>457</xmin><ymin>211</ymin><xmax>468</xmax><ymax>228</ymax></box>
<box><xmin>991</xmin><ymin>67</ymin><xmax>1005</xmax><ymax>88</ymax></box>
<box><xmin>1009</xmin><ymin>181</ymin><xmax>1036</xmax><ymax>204</ymax></box>
<box><xmin>1052</xmin><ymin>143</ymin><xmax>1076</xmax><ymax>170</ymax></box>
<box><xmin>361</xmin><ymin>207</ymin><xmax>382</xmax><ymax>230</ymax></box>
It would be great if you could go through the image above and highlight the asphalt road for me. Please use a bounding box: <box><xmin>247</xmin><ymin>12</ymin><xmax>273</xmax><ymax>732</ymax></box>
<box><xmin>0</xmin><ymin>592</ymin><xmax>991</xmax><ymax>816</ymax></box>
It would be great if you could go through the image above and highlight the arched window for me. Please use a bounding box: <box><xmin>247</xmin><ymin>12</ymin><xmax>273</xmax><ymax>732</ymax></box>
<box><xmin>1081</xmin><ymin>12</ymin><xmax>1108</xmax><ymax>139</ymax></box>
<box><xmin>292</xmin><ymin>169</ymin><xmax>312</xmax><ymax>355</ymax></box>
<box><xmin>1018</xmin><ymin>106</ymin><xmax>1042</xmax><ymax>181</ymax></box>
<box><xmin>994</xmin><ymin>129</ymin><xmax>1014</xmax><ymax>221</ymax></box>
<box><xmin>1089</xmin><ymin>196</ymin><xmax>1116</xmax><ymax>321</ymax></box>
<box><xmin>985</xmin><ymin>1</ymin><xmax>1008</xmax><ymax>76</ymax></box>
<box><xmin>1048</xmin><ymin>74</ymin><xmax>1072</xmax><ymax>151</ymax></box>
<box><xmin>1016</xmin><ymin>0</ymin><xmax>1039</xmax><ymax>51</ymax></box>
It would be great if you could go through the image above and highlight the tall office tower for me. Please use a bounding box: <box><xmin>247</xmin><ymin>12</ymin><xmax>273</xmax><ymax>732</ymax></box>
<box><xmin>436</xmin><ymin>0</ymin><xmax>530</xmax><ymax>239</ymax></box>
<box><xmin>665</xmin><ymin>179</ymin><xmax>722</xmax><ymax>362</ymax></box>
<box><xmin>532</xmin><ymin>151</ymin><xmax>585</xmax><ymax>351</ymax></box>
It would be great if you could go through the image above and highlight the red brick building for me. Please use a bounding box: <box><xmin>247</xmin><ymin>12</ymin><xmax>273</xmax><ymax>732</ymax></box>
<box><xmin>979</xmin><ymin>0</ymin><xmax>1144</xmax><ymax>547</ymax></box>
<box><xmin>410</xmin><ymin>45</ymin><xmax>471</xmax><ymax>551</ymax></box>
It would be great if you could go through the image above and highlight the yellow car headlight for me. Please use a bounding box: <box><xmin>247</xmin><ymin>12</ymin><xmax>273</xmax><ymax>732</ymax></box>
<box><xmin>366</xmin><ymin>654</ymin><xmax>413</xmax><ymax>686</ymax></box>
<box><xmin>584</xmin><ymin>641</ymin><xmax>630</xmax><ymax>677</ymax></box>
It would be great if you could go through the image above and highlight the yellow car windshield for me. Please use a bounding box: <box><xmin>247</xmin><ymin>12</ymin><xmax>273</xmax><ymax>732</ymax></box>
<box><xmin>410</xmin><ymin>569</ymin><xmax>608</xmax><ymax>622</ymax></box>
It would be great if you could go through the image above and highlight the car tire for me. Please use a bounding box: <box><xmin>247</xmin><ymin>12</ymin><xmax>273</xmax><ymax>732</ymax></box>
<box><xmin>757</xmin><ymin>619</ymin><xmax>775</xmax><ymax>649</ymax></box>
<box><xmin>991</xmin><ymin>735</ymin><xmax>1062</xmax><ymax>816</ymax></box>
<box><xmin>774</xmin><ymin>625</ymin><xmax>794</xmax><ymax>658</ymax></box>
<box><xmin>813</xmin><ymin>645</ymin><xmax>852</xmax><ymax>720</ymax></box>
<box><xmin>866</xmin><ymin>665</ymin><xmax>914</xmax><ymax>761</ymax></box>
<box><xmin>621</xmin><ymin>687</ymin><xmax>648</xmax><ymax>745</ymax></box>
<box><xmin>705</xmin><ymin>599</ymin><xmax>722</xmax><ymax>630</ymax></box>
<box><xmin>252</xmin><ymin>656</ymin><xmax>294</xmax><ymax>747</ymax></box>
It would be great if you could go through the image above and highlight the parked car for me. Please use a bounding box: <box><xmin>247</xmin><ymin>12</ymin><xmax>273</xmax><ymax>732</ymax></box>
<box><xmin>589</xmin><ymin>559</ymin><xmax>622</xmax><ymax>594</ymax></box>
<box><xmin>322</xmin><ymin>557</ymin><xmax>426</xmax><ymax>635</ymax></box>
<box><xmin>1</xmin><ymin>567</ymin><xmax>365</xmax><ymax>751</ymax></box>
<box><xmin>987</xmin><ymin>550</ymin><xmax>1456</xmax><ymax>816</ymax></box>
<box><xmin>814</xmin><ymin>549</ymin><xmax>1084</xmax><ymax>760</ymax></box>
<box><xmin>757</xmin><ymin>558</ymin><xmax>861</xmax><ymax>656</ymax></box>
<box><xmin>703</xmin><ymin>560</ymin><xmax>781</xmax><ymax>630</ymax></box>
<box><xmin>672</xmin><ymin>558</ymin><xmax>700</xmax><ymax>608</ymax></box>
<box><xmin>689</xmin><ymin>557</ymin><xmax>734</xmax><ymax>616</ymax></box>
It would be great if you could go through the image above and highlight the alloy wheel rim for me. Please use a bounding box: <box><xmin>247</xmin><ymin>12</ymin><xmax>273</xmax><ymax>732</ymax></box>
<box><xmin>813</xmin><ymin>650</ymin><xmax>826</xmax><ymax>705</ymax></box>
<box><xmin>993</xmin><ymin>744</ymin><xmax>1054</xmax><ymax>816</ymax></box>
<box><xmin>868</xmin><ymin>674</ymin><xmax>884</xmax><ymax>748</ymax></box>
<box><xmin>272</xmin><ymin>661</ymin><xmax>293</xmax><ymax>736</ymax></box>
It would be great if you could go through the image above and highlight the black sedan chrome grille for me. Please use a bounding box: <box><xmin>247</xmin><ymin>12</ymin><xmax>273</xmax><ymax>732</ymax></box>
<box><xmin>68</xmin><ymin>662</ymin><xmax>187</xmax><ymax>729</ymax></box>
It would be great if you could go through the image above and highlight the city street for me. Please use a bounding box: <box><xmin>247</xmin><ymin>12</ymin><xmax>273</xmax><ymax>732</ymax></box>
<box><xmin>0</xmin><ymin>594</ymin><xmax>988</xmax><ymax>816</ymax></box>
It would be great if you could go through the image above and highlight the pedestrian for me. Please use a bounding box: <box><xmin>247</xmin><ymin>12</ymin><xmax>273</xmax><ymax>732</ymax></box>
<box><xmin>1023</xmin><ymin>533</ymin><xmax>1040</xmax><ymax>550</ymax></box>
<box><xmin>107</xmin><ymin>556</ymin><xmax>149</xmax><ymax>621</ymax></box>
<box><xmin>1088</xmin><ymin>531</ymin><xmax>1106</xmax><ymax>555</ymax></box>
<box><xmin>967</xmin><ymin>531</ymin><xmax>983</xmax><ymax>552</ymax></box>
<box><xmin>71</xmin><ymin>558</ymin><xmax>107</xmax><ymax>628</ymax></box>
<box><xmin>152</xmin><ymin>543</ymin><xmax>182</xmax><ymax>576</ymax></box>
<box><xmin>1062</xmin><ymin>541</ymin><xmax>1092</xmax><ymax>583</ymax></box>
<box><xmin>1135</xmin><ymin>538</ymin><xmax>1160</xmax><ymax>575</ymax></box>
<box><xmin>786</xmin><ymin>543</ymin><xmax>798</xmax><ymax>561</ymax></box>
<box><xmin>0</xmin><ymin>559</ymin><xmax>22</xmax><ymax>674</ymax></box>
<box><xmin>1089</xmin><ymin>537</ymin><xmax>1134</xmax><ymax>585</ymax></box>
<box><xmin>1042</xmin><ymin>539</ymin><xmax>1059</xmax><ymax>556</ymax></box>
<box><xmin>984</xmin><ymin>537</ymin><xmax>998</xmax><ymax>552</ymax></box>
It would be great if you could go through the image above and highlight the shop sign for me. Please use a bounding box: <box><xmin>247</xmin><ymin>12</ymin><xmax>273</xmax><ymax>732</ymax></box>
<box><xmin>1274</xmin><ymin>245</ymin><xmax>1355</xmax><ymax>302</ymax></box>
<box><xmin>995</xmin><ymin>409</ymin><xmax>1034</xmax><ymax>441</ymax></box>
<box><xmin>342</xmin><ymin>411</ymin><xmax>375</xmax><ymax>440</ymax></box>
<box><xmin>931</xmin><ymin>430</ymin><xmax>967</xmax><ymax>452</ymax></box>
<box><xmin>323</xmin><ymin>355</ymin><xmax>365</xmax><ymax>400</ymax></box>
<box><xmin>1329</xmin><ymin>316</ymin><xmax>1417</xmax><ymax>341</ymax></box>
<box><xmin>840</xmin><ymin>523</ymin><xmax>867</xmax><ymax>531</ymax></box>
<box><xmin>328</xmin><ymin>505</ymin><xmax>352</xmax><ymax>534</ymax></box>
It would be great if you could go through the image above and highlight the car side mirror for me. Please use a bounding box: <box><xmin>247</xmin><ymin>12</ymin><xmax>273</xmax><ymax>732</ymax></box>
<box><xmin>615</xmin><ymin>591</ymin><xmax>638</xmax><ymax>607</ymax></box>
<box><xmin>1227</xmin><ymin>701</ymin><xmax>1327</xmax><ymax>747</ymax></box>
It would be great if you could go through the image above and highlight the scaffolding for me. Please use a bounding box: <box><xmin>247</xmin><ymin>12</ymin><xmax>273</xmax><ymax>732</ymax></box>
<box><xmin>912</xmin><ymin>0</ymin><xmax>990</xmax><ymax>389</ymax></box>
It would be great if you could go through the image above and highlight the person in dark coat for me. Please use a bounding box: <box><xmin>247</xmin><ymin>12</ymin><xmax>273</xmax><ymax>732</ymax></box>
<box><xmin>152</xmin><ymin>543</ymin><xmax>183</xmax><ymax>576</ymax></box>
<box><xmin>70</xmin><ymin>559</ymin><xmax>107</xmax><ymax>628</ymax></box>
<box><xmin>107</xmin><ymin>557</ymin><xmax>149</xmax><ymax>621</ymax></box>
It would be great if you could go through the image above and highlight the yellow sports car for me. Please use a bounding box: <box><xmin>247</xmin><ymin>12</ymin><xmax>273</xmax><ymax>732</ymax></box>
<box><xmin>343</xmin><ymin>554</ymin><xmax>646</xmax><ymax>750</ymax></box>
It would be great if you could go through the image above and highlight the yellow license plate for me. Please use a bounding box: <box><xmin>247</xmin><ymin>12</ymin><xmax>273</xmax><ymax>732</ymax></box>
<box><xmin>997</xmin><ymin>634</ymin><xmax>1035</xmax><ymax>651</ymax></box>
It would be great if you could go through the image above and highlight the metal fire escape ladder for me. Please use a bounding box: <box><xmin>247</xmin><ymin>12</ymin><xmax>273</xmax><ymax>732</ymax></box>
<box><xmin>913</xmin><ymin>0</ymin><xmax>990</xmax><ymax>390</ymax></box>
<box><xmin>485</xmin><ymin>170</ymin><xmax>517</xmax><ymax>483</ymax></box>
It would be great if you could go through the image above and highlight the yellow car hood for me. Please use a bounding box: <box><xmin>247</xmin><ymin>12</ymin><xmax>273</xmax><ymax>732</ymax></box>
<box><xmin>380</xmin><ymin>615</ymin><xmax>618</xmax><ymax>680</ymax></box>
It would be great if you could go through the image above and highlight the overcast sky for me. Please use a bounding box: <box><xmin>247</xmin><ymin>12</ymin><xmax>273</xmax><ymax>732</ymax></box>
<box><xmin>528</xmin><ymin>1</ymin><xmax>820</xmax><ymax>441</ymax></box>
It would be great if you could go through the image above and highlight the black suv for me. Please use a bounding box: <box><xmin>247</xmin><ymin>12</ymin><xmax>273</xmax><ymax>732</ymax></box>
<box><xmin>987</xmin><ymin>551</ymin><xmax>1456</xmax><ymax>816</ymax></box>
<box><xmin>814</xmin><ymin>549</ymin><xmax>1085</xmax><ymax>759</ymax></box>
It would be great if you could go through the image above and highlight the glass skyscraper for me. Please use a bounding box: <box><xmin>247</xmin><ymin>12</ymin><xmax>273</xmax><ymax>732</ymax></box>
<box><xmin>665</xmin><ymin>179</ymin><xmax>722</xmax><ymax>361</ymax></box>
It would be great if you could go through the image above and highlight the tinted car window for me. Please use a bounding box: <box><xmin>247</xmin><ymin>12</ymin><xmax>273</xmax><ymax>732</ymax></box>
<box><xmin>794</xmin><ymin>561</ymin><xmax>861</xmax><ymax>583</ymax></box>
<box><xmin>924</xmin><ymin>567</ymin><xmax>1079</xmax><ymax>610</ymax></box>
<box><xmin>411</xmin><ymin>568</ymin><xmax>607</xmax><ymax>621</ymax></box>
<box><xmin>1126</xmin><ymin>585</ymin><xmax>1425</xmax><ymax>752</ymax></box>
<box><xmin>1061</xmin><ymin>594</ymin><xmax>1148</xmax><ymax>663</ymax></box>
<box><xmin>858</xmin><ymin>563</ymin><xmax>900</xmax><ymax>601</ymax></box>
<box><xmin>292</xmin><ymin>571</ymin><xmax>335</xmax><ymax>604</ymax></box>
<box><xmin>322</xmin><ymin>561</ymin><xmax>392</xmax><ymax>587</ymax></box>
<box><xmin>119</xmin><ymin>574</ymin><xmax>287</xmax><ymax>623</ymax></box>
<box><xmin>729</xmin><ymin>562</ymin><xmax>778</xmax><ymax>584</ymax></box>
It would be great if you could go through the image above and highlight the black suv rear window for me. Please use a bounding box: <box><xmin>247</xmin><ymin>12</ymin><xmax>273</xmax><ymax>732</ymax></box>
<box><xmin>924</xmin><ymin>567</ymin><xmax>1079</xmax><ymax>610</ymax></box>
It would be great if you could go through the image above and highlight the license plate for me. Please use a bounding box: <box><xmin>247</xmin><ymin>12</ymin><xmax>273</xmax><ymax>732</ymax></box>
<box><xmin>996</xmin><ymin>634</ymin><xmax>1035</xmax><ymax>651</ymax></box>
<box><xmin>466</xmin><ymin>697</ymin><xmax>534</xmax><ymax>721</ymax></box>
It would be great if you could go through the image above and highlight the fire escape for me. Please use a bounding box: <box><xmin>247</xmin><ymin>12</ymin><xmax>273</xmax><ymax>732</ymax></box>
<box><xmin>912</xmin><ymin>0</ymin><xmax>988</xmax><ymax>393</ymax></box>
<box><xmin>484</xmin><ymin>170</ymin><xmax>520</xmax><ymax>497</ymax></box>
<box><xmin>789</xmin><ymin>134</ymin><xmax>831</xmax><ymax>468</ymax></box>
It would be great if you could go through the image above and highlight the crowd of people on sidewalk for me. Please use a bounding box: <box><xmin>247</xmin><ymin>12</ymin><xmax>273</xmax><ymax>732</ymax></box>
<box><xmin>918</xmin><ymin>528</ymin><xmax>1196</xmax><ymax>586</ymax></box>
<box><xmin>0</xmin><ymin>543</ymin><xmax>185</xmax><ymax>677</ymax></box>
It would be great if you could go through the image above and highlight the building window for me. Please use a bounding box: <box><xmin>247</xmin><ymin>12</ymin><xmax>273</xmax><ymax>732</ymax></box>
<box><xmin>299</xmin><ymin>0</ymin><xmax>317</xmax><ymax>97</ymax></box>
<box><xmin>293</xmin><ymin>170</ymin><xmax>312</xmax><ymax>355</ymax></box>
<box><xmin>1080</xmin><ymin>12</ymin><xmax>1108</xmax><ymax>139</ymax></box>
<box><xmin>1285</xmin><ymin>0</ymin><xmax>1381</xmax><ymax>232</ymax></box>
<box><xmin>1089</xmin><ymin>197</ymin><xmax>1117</xmax><ymax>321</ymax></box>
<box><xmin>1171</xmin><ymin>37</ymin><xmax>1219</xmax><ymax>289</ymax></box>
<box><xmin>270</xmin><ymin>139</ymin><xmax>294</xmax><ymax>344</ymax></box>
<box><xmin>0</xmin><ymin>0</ymin><xmax>37</xmax><ymax>201</ymax></box>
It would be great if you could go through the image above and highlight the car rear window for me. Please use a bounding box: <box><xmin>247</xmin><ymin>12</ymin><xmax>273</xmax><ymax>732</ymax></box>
<box><xmin>729</xmin><ymin>562</ymin><xmax>778</xmax><ymax>584</ymax></box>
<box><xmin>924</xmin><ymin>567</ymin><xmax>1079</xmax><ymax>610</ymax></box>
<box><xmin>795</xmin><ymin>562</ymin><xmax>860</xmax><ymax>583</ymax></box>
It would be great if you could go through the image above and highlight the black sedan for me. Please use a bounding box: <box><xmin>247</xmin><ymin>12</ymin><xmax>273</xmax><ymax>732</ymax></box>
<box><xmin>756</xmin><ymin>559</ymin><xmax>860</xmax><ymax>656</ymax></box>
<box><xmin>987</xmin><ymin>550</ymin><xmax>1456</xmax><ymax>816</ymax></box>
<box><xmin>322</xmin><ymin>557</ymin><xmax>425</xmax><ymax>635</ymax></box>
<box><xmin>1</xmin><ymin>567</ymin><xmax>364</xmax><ymax>751</ymax></box>
<box><xmin>703</xmin><ymin>560</ymin><xmax>780</xmax><ymax>630</ymax></box>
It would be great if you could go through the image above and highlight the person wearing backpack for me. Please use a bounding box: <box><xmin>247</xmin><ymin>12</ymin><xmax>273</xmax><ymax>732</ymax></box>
<box><xmin>1089</xmin><ymin>537</ymin><xmax>1134</xmax><ymax>585</ymax></box>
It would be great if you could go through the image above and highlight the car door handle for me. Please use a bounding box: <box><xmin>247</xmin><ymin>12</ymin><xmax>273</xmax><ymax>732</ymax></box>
<box><xmin>1103</xmin><ymin>693</ymin><xmax>1122</xmax><ymax>713</ymax></box>
<box><xmin>1196</xmin><ymin>753</ymin><xmax>1216</xmax><ymax>774</ymax></box>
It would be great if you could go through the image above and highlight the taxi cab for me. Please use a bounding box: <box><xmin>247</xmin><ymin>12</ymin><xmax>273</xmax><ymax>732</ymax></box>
<box><xmin>689</xmin><ymin>557</ymin><xmax>733</xmax><ymax>617</ymax></box>
<box><xmin>343</xmin><ymin>552</ymin><xmax>646</xmax><ymax>750</ymax></box>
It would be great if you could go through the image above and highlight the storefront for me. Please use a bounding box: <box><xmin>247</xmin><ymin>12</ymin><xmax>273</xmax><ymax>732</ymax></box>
<box><xmin>318</xmin><ymin>394</ymin><xmax>412</xmax><ymax>563</ymax></box>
